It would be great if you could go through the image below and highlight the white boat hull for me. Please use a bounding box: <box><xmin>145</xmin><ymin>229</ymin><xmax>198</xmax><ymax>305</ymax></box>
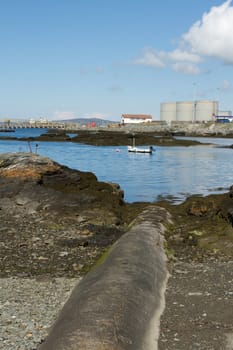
<box><xmin>128</xmin><ymin>146</ymin><xmax>153</xmax><ymax>154</ymax></box>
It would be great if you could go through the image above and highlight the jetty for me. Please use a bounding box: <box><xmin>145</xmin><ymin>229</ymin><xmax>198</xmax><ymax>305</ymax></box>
<box><xmin>0</xmin><ymin>118</ymin><xmax>79</xmax><ymax>130</ymax></box>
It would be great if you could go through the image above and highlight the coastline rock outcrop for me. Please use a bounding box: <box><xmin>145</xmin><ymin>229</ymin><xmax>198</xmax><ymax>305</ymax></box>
<box><xmin>0</xmin><ymin>152</ymin><xmax>124</xmax><ymax>215</ymax></box>
<box><xmin>0</xmin><ymin>152</ymin><xmax>146</xmax><ymax>277</ymax></box>
<box><xmin>157</xmin><ymin>189</ymin><xmax>233</xmax><ymax>261</ymax></box>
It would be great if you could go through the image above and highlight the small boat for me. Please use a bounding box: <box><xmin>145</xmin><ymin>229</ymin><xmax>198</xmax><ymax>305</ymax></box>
<box><xmin>127</xmin><ymin>136</ymin><xmax>154</xmax><ymax>154</ymax></box>
<box><xmin>128</xmin><ymin>145</ymin><xmax>154</xmax><ymax>154</ymax></box>
<box><xmin>0</xmin><ymin>129</ymin><xmax>15</xmax><ymax>132</ymax></box>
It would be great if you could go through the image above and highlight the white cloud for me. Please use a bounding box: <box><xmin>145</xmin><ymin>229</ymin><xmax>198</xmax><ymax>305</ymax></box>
<box><xmin>172</xmin><ymin>62</ymin><xmax>201</xmax><ymax>75</ymax></box>
<box><xmin>134</xmin><ymin>48</ymin><xmax>200</xmax><ymax>75</ymax></box>
<box><xmin>168</xmin><ymin>49</ymin><xmax>201</xmax><ymax>63</ymax></box>
<box><xmin>134</xmin><ymin>0</ymin><xmax>233</xmax><ymax>74</ymax></box>
<box><xmin>183</xmin><ymin>0</ymin><xmax>233</xmax><ymax>64</ymax></box>
<box><xmin>133</xmin><ymin>49</ymin><xmax>165</xmax><ymax>67</ymax></box>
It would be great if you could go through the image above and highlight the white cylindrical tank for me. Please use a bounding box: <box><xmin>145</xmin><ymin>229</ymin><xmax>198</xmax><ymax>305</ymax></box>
<box><xmin>160</xmin><ymin>102</ymin><xmax>177</xmax><ymax>123</ymax></box>
<box><xmin>195</xmin><ymin>100</ymin><xmax>218</xmax><ymax>121</ymax></box>
<box><xmin>176</xmin><ymin>101</ymin><xmax>193</xmax><ymax>121</ymax></box>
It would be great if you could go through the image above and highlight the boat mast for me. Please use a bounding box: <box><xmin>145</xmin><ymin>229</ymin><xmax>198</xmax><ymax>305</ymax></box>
<box><xmin>132</xmin><ymin>133</ymin><xmax>135</xmax><ymax>147</ymax></box>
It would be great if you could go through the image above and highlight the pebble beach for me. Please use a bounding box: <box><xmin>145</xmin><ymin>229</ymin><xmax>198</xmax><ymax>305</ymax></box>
<box><xmin>0</xmin><ymin>277</ymin><xmax>79</xmax><ymax>350</ymax></box>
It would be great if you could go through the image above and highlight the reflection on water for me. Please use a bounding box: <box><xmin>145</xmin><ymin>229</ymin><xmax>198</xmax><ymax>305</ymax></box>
<box><xmin>175</xmin><ymin>136</ymin><xmax>233</xmax><ymax>146</ymax></box>
<box><xmin>0</xmin><ymin>132</ymin><xmax>233</xmax><ymax>203</ymax></box>
<box><xmin>0</xmin><ymin>128</ymin><xmax>48</xmax><ymax>138</ymax></box>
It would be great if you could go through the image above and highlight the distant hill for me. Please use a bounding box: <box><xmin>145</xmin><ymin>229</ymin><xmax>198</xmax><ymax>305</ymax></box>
<box><xmin>53</xmin><ymin>118</ymin><xmax>118</xmax><ymax>126</ymax></box>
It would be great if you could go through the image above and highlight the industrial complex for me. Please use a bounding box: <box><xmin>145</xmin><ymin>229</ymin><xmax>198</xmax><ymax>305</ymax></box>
<box><xmin>160</xmin><ymin>100</ymin><xmax>232</xmax><ymax>124</ymax></box>
<box><xmin>121</xmin><ymin>100</ymin><xmax>232</xmax><ymax>126</ymax></box>
<box><xmin>1</xmin><ymin>100</ymin><xmax>233</xmax><ymax>128</ymax></box>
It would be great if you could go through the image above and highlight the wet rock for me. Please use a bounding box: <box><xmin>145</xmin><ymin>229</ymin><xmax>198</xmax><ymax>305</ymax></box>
<box><xmin>0</xmin><ymin>152</ymin><xmax>146</xmax><ymax>278</ymax></box>
<box><xmin>187</xmin><ymin>200</ymin><xmax>217</xmax><ymax>217</ymax></box>
<box><xmin>229</xmin><ymin>185</ymin><xmax>233</xmax><ymax>198</ymax></box>
<box><xmin>227</xmin><ymin>207</ymin><xmax>233</xmax><ymax>226</ymax></box>
<box><xmin>188</xmin><ymin>203</ymin><xmax>209</xmax><ymax>216</ymax></box>
<box><xmin>157</xmin><ymin>189</ymin><xmax>233</xmax><ymax>261</ymax></box>
<box><xmin>67</xmin><ymin>130</ymin><xmax>202</xmax><ymax>147</ymax></box>
<box><xmin>0</xmin><ymin>152</ymin><xmax>61</xmax><ymax>180</ymax></box>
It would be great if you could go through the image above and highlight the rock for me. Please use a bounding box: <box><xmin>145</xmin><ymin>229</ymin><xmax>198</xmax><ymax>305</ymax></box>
<box><xmin>188</xmin><ymin>202</ymin><xmax>209</xmax><ymax>216</ymax></box>
<box><xmin>0</xmin><ymin>152</ymin><xmax>61</xmax><ymax>180</ymax></box>
<box><xmin>0</xmin><ymin>152</ymin><xmax>125</xmax><ymax>215</ymax></box>
<box><xmin>227</xmin><ymin>207</ymin><xmax>233</xmax><ymax>226</ymax></box>
<box><xmin>0</xmin><ymin>152</ymin><xmax>146</xmax><ymax>278</ymax></box>
<box><xmin>187</xmin><ymin>199</ymin><xmax>218</xmax><ymax>217</ymax></box>
<box><xmin>15</xmin><ymin>196</ymin><xmax>30</xmax><ymax>206</ymax></box>
<box><xmin>229</xmin><ymin>185</ymin><xmax>233</xmax><ymax>198</ymax></box>
<box><xmin>188</xmin><ymin>201</ymin><xmax>209</xmax><ymax>216</ymax></box>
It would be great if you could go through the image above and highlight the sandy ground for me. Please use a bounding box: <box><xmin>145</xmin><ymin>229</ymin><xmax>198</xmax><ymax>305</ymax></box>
<box><xmin>158</xmin><ymin>259</ymin><xmax>233</xmax><ymax>350</ymax></box>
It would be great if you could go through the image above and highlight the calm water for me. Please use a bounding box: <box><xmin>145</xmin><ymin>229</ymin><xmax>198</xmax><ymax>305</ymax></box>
<box><xmin>0</xmin><ymin>129</ymin><xmax>233</xmax><ymax>203</ymax></box>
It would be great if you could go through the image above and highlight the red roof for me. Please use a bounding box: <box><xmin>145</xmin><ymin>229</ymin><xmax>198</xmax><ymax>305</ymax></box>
<box><xmin>122</xmin><ymin>114</ymin><xmax>152</xmax><ymax>119</ymax></box>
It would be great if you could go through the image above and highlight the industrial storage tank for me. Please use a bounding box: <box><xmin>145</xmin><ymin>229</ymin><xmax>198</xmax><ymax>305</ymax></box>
<box><xmin>195</xmin><ymin>100</ymin><xmax>218</xmax><ymax>122</ymax></box>
<box><xmin>160</xmin><ymin>102</ymin><xmax>177</xmax><ymax>123</ymax></box>
<box><xmin>160</xmin><ymin>100</ymin><xmax>220</xmax><ymax>122</ymax></box>
<box><xmin>176</xmin><ymin>101</ymin><xmax>194</xmax><ymax>121</ymax></box>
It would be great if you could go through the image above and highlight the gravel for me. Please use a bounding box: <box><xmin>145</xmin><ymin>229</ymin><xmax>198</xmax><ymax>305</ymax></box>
<box><xmin>2</xmin><ymin>262</ymin><xmax>233</xmax><ymax>349</ymax></box>
<box><xmin>159</xmin><ymin>260</ymin><xmax>233</xmax><ymax>349</ymax></box>
<box><xmin>0</xmin><ymin>277</ymin><xmax>79</xmax><ymax>350</ymax></box>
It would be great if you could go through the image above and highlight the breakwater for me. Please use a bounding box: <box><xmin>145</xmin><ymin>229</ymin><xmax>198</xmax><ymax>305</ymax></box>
<box><xmin>0</xmin><ymin>121</ymin><xmax>69</xmax><ymax>129</ymax></box>
<box><xmin>2</xmin><ymin>119</ymin><xmax>233</xmax><ymax>136</ymax></box>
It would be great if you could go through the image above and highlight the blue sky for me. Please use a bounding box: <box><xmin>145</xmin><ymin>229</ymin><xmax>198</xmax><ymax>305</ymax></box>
<box><xmin>0</xmin><ymin>0</ymin><xmax>233</xmax><ymax>121</ymax></box>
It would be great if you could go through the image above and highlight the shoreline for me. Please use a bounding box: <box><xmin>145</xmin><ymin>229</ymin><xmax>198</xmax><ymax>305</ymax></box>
<box><xmin>1</xmin><ymin>121</ymin><xmax>233</xmax><ymax>146</ymax></box>
<box><xmin>1</xmin><ymin>152</ymin><xmax>233</xmax><ymax>349</ymax></box>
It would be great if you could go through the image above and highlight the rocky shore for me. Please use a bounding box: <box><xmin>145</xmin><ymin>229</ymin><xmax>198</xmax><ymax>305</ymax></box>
<box><xmin>0</xmin><ymin>152</ymin><xmax>147</xmax><ymax>278</ymax></box>
<box><xmin>0</xmin><ymin>152</ymin><xmax>146</xmax><ymax>349</ymax></box>
<box><xmin>1</xmin><ymin>152</ymin><xmax>233</xmax><ymax>349</ymax></box>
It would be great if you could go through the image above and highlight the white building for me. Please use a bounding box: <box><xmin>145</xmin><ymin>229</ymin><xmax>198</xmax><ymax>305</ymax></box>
<box><xmin>29</xmin><ymin>117</ymin><xmax>49</xmax><ymax>126</ymax></box>
<box><xmin>121</xmin><ymin>114</ymin><xmax>152</xmax><ymax>124</ymax></box>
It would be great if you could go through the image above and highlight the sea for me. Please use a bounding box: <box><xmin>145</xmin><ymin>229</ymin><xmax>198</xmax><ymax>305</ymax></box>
<box><xmin>0</xmin><ymin>128</ymin><xmax>233</xmax><ymax>204</ymax></box>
